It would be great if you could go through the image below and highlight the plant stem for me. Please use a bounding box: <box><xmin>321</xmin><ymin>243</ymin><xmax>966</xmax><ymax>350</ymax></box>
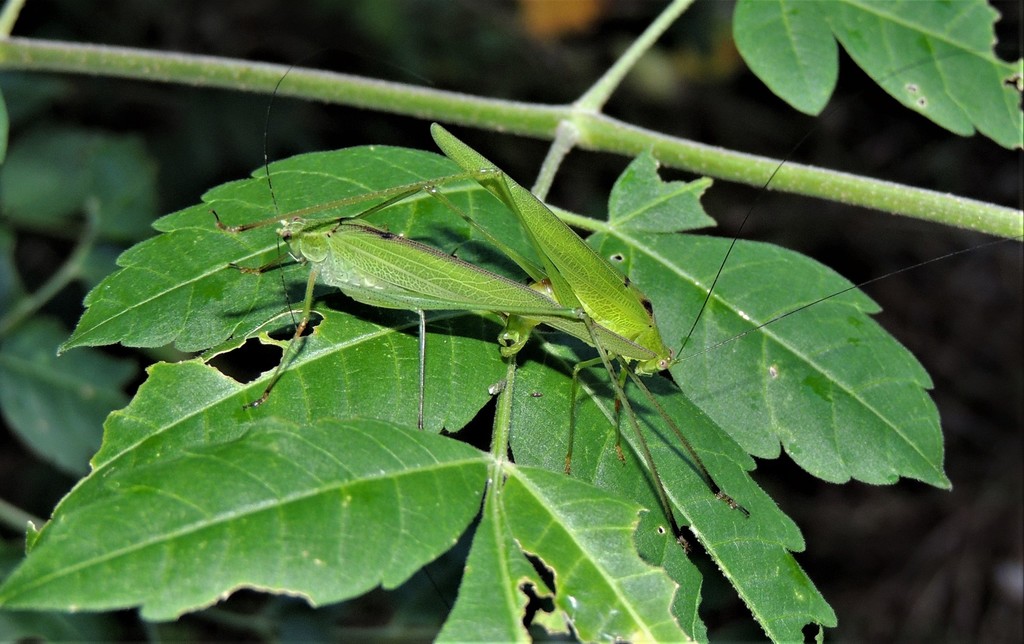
<box><xmin>0</xmin><ymin>0</ymin><xmax>27</xmax><ymax>38</ymax></box>
<box><xmin>0</xmin><ymin>496</ymin><xmax>42</xmax><ymax>532</ymax></box>
<box><xmin>531</xmin><ymin>0</ymin><xmax>693</xmax><ymax>189</ymax></box>
<box><xmin>490</xmin><ymin>357</ymin><xmax>517</xmax><ymax>470</ymax></box>
<box><xmin>0</xmin><ymin>208</ymin><xmax>97</xmax><ymax>337</ymax></box>
<box><xmin>576</xmin><ymin>115</ymin><xmax>1023</xmax><ymax>238</ymax></box>
<box><xmin>531</xmin><ymin>120</ymin><xmax>578</xmax><ymax>201</ymax></box>
<box><xmin>0</xmin><ymin>37</ymin><xmax>1020</xmax><ymax>239</ymax></box>
<box><xmin>574</xmin><ymin>0</ymin><xmax>695</xmax><ymax>112</ymax></box>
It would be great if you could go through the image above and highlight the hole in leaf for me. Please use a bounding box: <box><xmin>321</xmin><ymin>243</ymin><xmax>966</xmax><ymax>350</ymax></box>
<box><xmin>802</xmin><ymin>622</ymin><xmax>824</xmax><ymax>642</ymax></box>
<box><xmin>524</xmin><ymin>551</ymin><xmax>557</xmax><ymax>595</ymax></box>
<box><xmin>208</xmin><ymin>336</ymin><xmax>286</xmax><ymax>384</ymax></box>
<box><xmin>441</xmin><ymin>394</ymin><xmax>497</xmax><ymax>453</ymax></box>
<box><xmin>520</xmin><ymin>581</ymin><xmax>557</xmax><ymax>634</ymax></box>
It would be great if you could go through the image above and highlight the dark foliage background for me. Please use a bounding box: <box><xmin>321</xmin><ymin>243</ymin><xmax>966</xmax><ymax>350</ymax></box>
<box><xmin>1</xmin><ymin>1</ymin><xmax>1020</xmax><ymax>641</ymax></box>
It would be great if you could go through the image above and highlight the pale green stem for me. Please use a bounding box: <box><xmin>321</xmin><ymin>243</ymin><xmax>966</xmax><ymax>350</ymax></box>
<box><xmin>574</xmin><ymin>0</ymin><xmax>696</xmax><ymax>112</ymax></box>
<box><xmin>0</xmin><ymin>207</ymin><xmax>98</xmax><ymax>337</ymax></box>
<box><xmin>490</xmin><ymin>356</ymin><xmax>517</xmax><ymax>471</ymax></box>
<box><xmin>0</xmin><ymin>496</ymin><xmax>42</xmax><ymax>532</ymax></box>
<box><xmin>533</xmin><ymin>0</ymin><xmax>693</xmax><ymax>193</ymax></box>
<box><xmin>531</xmin><ymin>120</ymin><xmax>579</xmax><ymax>201</ymax></box>
<box><xmin>481</xmin><ymin>356</ymin><xmax>516</xmax><ymax>562</ymax></box>
<box><xmin>0</xmin><ymin>0</ymin><xmax>27</xmax><ymax>38</ymax></box>
<box><xmin>0</xmin><ymin>37</ymin><xmax>1019</xmax><ymax>238</ymax></box>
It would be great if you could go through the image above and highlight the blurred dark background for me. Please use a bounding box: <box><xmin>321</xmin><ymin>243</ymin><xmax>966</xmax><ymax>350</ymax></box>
<box><xmin>0</xmin><ymin>0</ymin><xmax>1020</xmax><ymax>641</ymax></box>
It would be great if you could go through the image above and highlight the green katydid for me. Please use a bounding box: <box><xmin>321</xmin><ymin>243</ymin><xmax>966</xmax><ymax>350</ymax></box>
<box><xmin>217</xmin><ymin>126</ymin><xmax>748</xmax><ymax>542</ymax></box>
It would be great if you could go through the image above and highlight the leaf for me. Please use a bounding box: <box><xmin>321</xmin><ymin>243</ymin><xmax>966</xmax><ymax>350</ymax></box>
<box><xmin>436</xmin><ymin>486</ymin><xmax>543</xmax><ymax>643</ymax></box>
<box><xmin>592</xmin><ymin>229</ymin><xmax>946</xmax><ymax>489</ymax></box>
<box><xmin>607</xmin><ymin>150</ymin><xmax>715</xmax><ymax>233</ymax></box>
<box><xmin>0</xmin><ymin>126</ymin><xmax>159</xmax><ymax>240</ymax></box>
<box><xmin>733</xmin><ymin>0</ymin><xmax>838</xmax><ymax>115</ymax></box>
<box><xmin>633</xmin><ymin>510</ymin><xmax>707</xmax><ymax>642</ymax></box>
<box><xmin>590</xmin><ymin>155</ymin><xmax>947</xmax><ymax>488</ymax></box>
<box><xmin>83</xmin><ymin>314</ymin><xmax>503</xmax><ymax>477</ymax></box>
<box><xmin>511</xmin><ymin>357</ymin><xmax>836</xmax><ymax>641</ymax></box>
<box><xmin>0</xmin><ymin>417</ymin><xmax>489</xmax><ymax>621</ymax></box>
<box><xmin>0</xmin><ymin>542</ymin><xmax>122</xmax><ymax>641</ymax></box>
<box><xmin>60</xmin><ymin>146</ymin><xmax>530</xmax><ymax>354</ymax></box>
<box><xmin>502</xmin><ymin>466</ymin><xmax>693</xmax><ymax>642</ymax></box>
<box><xmin>0</xmin><ymin>317</ymin><xmax>133</xmax><ymax>476</ymax></box>
<box><xmin>733</xmin><ymin>0</ymin><xmax>1023</xmax><ymax>149</ymax></box>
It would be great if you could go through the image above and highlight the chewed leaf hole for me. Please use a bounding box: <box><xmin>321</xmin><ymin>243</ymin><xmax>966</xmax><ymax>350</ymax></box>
<box><xmin>208</xmin><ymin>336</ymin><xmax>286</xmax><ymax>384</ymax></box>
<box><xmin>609</xmin><ymin>253</ymin><xmax>625</xmax><ymax>262</ymax></box>
<box><xmin>524</xmin><ymin>551</ymin><xmax>557</xmax><ymax>594</ymax></box>
<box><xmin>206</xmin><ymin>311</ymin><xmax>321</xmax><ymax>385</ymax></box>
<box><xmin>520</xmin><ymin>553</ymin><xmax>557</xmax><ymax>631</ymax></box>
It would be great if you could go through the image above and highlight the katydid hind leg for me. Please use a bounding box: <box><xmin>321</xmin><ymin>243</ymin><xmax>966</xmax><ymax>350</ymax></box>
<box><xmin>624</xmin><ymin>368</ymin><xmax>750</xmax><ymax>517</ymax></box>
<box><xmin>417</xmin><ymin>309</ymin><xmax>426</xmax><ymax>431</ymax></box>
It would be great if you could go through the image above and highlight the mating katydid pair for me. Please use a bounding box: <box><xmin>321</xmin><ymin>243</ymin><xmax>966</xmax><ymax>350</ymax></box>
<box><xmin>215</xmin><ymin>123</ymin><xmax>748</xmax><ymax>536</ymax></box>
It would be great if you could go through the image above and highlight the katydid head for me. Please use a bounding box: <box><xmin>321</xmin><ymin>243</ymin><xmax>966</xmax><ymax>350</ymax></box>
<box><xmin>277</xmin><ymin>217</ymin><xmax>329</xmax><ymax>265</ymax></box>
<box><xmin>633</xmin><ymin>343</ymin><xmax>674</xmax><ymax>376</ymax></box>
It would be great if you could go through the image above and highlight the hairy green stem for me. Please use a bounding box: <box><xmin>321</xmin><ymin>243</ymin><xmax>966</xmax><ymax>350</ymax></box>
<box><xmin>490</xmin><ymin>356</ymin><xmax>517</xmax><ymax>470</ymax></box>
<box><xmin>530</xmin><ymin>0</ymin><xmax>694</xmax><ymax>190</ymax></box>
<box><xmin>532</xmin><ymin>120</ymin><xmax>579</xmax><ymax>201</ymax></box>
<box><xmin>0</xmin><ymin>36</ymin><xmax>1020</xmax><ymax>238</ymax></box>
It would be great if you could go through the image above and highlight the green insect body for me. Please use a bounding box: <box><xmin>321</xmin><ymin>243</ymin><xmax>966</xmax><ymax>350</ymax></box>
<box><xmin>277</xmin><ymin>216</ymin><xmax>654</xmax><ymax>360</ymax></box>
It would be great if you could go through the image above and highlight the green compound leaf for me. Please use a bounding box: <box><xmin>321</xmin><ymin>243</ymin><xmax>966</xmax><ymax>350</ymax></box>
<box><xmin>46</xmin><ymin>138</ymin><xmax>951</xmax><ymax>638</ymax></box>
<box><xmin>596</xmin><ymin>219</ymin><xmax>946</xmax><ymax>490</ymax></box>
<box><xmin>733</xmin><ymin>0</ymin><xmax>1023</xmax><ymax>149</ymax></box>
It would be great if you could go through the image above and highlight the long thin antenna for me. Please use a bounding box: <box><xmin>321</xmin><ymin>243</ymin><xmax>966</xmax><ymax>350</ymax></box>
<box><xmin>262</xmin><ymin>65</ymin><xmax>297</xmax><ymax>215</ymax></box>
<box><xmin>678</xmin><ymin>235</ymin><xmax>1022</xmax><ymax>363</ymax></box>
